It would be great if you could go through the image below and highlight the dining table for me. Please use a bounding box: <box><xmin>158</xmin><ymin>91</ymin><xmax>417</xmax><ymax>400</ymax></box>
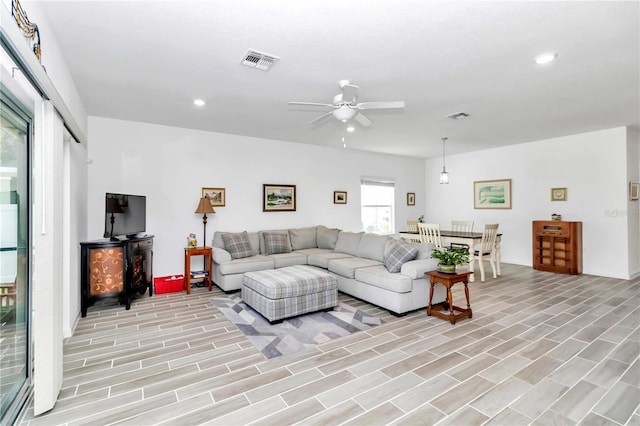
<box><xmin>399</xmin><ymin>229</ymin><xmax>502</xmax><ymax>282</ymax></box>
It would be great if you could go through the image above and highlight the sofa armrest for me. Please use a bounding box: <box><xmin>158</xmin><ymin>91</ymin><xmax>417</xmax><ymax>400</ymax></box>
<box><xmin>212</xmin><ymin>247</ymin><xmax>232</xmax><ymax>264</ymax></box>
<box><xmin>401</xmin><ymin>258</ymin><xmax>438</xmax><ymax>279</ymax></box>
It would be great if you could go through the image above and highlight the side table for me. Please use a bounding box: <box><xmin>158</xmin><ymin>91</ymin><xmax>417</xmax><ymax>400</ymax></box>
<box><xmin>426</xmin><ymin>270</ymin><xmax>473</xmax><ymax>324</ymax></box>
<box><xmin>184</xmin><ymin>246</ymin><xmax>213</xmax><ymax>294</ymax></box>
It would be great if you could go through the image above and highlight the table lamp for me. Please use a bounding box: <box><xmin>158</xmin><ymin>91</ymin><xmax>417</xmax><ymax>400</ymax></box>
<box><xmin>106</xmin><ymin>197</ymin><xmax>123</xmax><ymax>241</ymax></box>
<box><xmin>194</xmin><ymin>197</ymin><xmax>215</xmax><ymax>247</ymax></box>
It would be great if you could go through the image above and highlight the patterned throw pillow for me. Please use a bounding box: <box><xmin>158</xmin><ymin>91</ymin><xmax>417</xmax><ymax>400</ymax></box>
<box><xmin>222</xmin><ymin>231</ymin><xmax>254</xmax><ymax>259</ymax></box>
<box><xmin>384</xmin><ymin>240</ymin><xmax>418</xmax><ymax>273</ymax></box>
<box><xmin>263</xmin><ymin>232</ymin><xmax>292</xmax><ymax>255</ymax></box>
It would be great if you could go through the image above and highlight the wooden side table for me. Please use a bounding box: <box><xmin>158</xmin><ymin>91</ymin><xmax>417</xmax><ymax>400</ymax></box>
<box><xmin>426</xmin><ymin>270</ymin><xmax>473</xmax><ymax>324</ymax></box>
<box><xmin>183</xmin><ymin>246</ymin><xmax>213</xmax><ymax>294</ymax></box>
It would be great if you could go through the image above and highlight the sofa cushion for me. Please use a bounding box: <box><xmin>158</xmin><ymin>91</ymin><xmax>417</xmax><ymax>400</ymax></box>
<box><xmin>401</xmin><ymin>258</ymin><xmax>439</xmax><ymax>279</ymax></box>
<box><xmin>222</xmin><ymin>232</ymin><xmax>255</xmax><ymax>259</ymax></box>
<box><xmin>217</xmin><ymin>255</ymin><xmax>275</xmax><ymax>275</ymax></box>
<box><xmin>334</xmin><ymin>231</ymin><xmax>364</xmax><ymax>256</ymax></box>
<box><xmin>307</xmin><ymin>252</ymin><xmax>353</xmax><ymax>269</ymax></box>
<box><xmin>317</xmin><ymin>226</ymin><xmax>340</xmax><ymax>249</ymax></box>
<box><xmin>327</xmin><ymin>257</ymin><xmax>382</xmax><ymax>279</ymax></box>
<box><xmin>263</xmin><ymin>232</ymin><xmax>292</xmax><ymax>255</ymax></box>
<box><xmin>289</xmin><ymin>227</ymin><xmax>318</xmax><ymax>250</ymax></box>
<box><xmin>384</xmin><ymin>240</ymin><xmax>418</xmax><ymax>273</ymax></box>
<box><xmin>268</xmin><ymin>252</ymin><xmax>308</xmax><ymax>268</ymax></box>
<box><xmin>258</xmin><ymin>230</ymin><xmax>289</xmax><ymax>254</ymax></box>
<box><xmin>355</xmin><ymin>265</ymin><xmax>413</xmax><ymax>293</ymax></box>
<box><xmin>356</xmin><ymin>233</ymin><xmax>390</xmax><ymax>262</ymax></box>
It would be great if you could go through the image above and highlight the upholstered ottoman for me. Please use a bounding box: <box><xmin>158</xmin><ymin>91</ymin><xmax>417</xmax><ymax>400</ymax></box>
<box><xmin>241</xmin><ymin>265</ymin><xmax>338</xmax><ymax>323</ymax></box>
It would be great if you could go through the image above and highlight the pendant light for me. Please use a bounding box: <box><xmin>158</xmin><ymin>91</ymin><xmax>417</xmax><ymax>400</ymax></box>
<box><xmin>440</xmin><ymin>137</ymin><xmax>449</xmax><ymax>184</ymax></box>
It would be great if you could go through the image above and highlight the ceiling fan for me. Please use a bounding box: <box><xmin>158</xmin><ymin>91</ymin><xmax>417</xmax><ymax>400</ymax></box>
<box><xmin>288</xmin><ymin>80</ymin><xmax>405</xmax><ymax>127</ymax></box>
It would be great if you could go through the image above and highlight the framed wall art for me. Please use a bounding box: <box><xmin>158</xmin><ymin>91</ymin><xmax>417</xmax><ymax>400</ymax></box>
<box><xmin>630</xmin><ymin>181</ymin><xmax>639</xmax><ymax>201</ymax></box>
<box><xmin>334</xmin><ymin>191</ymin><xmax>347</xmax><ymax>204</ymax></box>
<box><xmin>202</xmin><ymin>187</ymin><xmax>226</xmax><ymax>207</ymax></box>
<box><xmin>474</xmin><ymin>179</ymin><xmax>512</xmax><ymax>209</ymax></box>
<box><xmin>551</xmin><ymin>187</ymin><xmax>567</xmax><ymax>201</ymax></box>
<box><xmin>263</xmin><ymin>184</ymin><xmax>296</xmax><ymax>212</ymax></box>
<box><xmin>407</xmin><ymin>192</ymin><xmax>415</xmax><ymax>206</ymax></box>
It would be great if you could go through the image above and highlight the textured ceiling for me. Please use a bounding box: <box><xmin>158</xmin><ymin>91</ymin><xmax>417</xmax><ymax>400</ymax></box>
<box><xmin>37</xmin><ymin>0</ymin><xmax>639</xmax><ymax>158</ymax></box>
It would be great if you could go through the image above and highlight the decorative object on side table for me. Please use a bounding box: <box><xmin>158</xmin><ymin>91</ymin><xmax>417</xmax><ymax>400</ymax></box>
<box><xmin>551</xmin><ymin>213</ymin><xmax>562</xmax><ymax>221</ymax></box>
<box><xmin>194</xmin><ymin>197</ymin><xmax>215</xmax><ymax>245</ymax></box>
<box><xmin>407</xmin><ymin>192</ymin><xmax>415</xmax><ymax>205</ymax></box>
<box><xmin>430</xmin><ymin>247</ymin><xmax>470</xmax><ymax>274</ymax></box>
<box><xmin>333</xmin><ymin>191</ymin><xmax>347</xmax><ymax>204</ymax></box>
<box><xmin>418</xmin><ymin>215</ymin><xmax>424</xmax><ymax>223</ymax></box>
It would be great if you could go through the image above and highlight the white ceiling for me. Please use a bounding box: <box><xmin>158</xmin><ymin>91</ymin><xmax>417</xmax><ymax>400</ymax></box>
<box><xmin>37</xmin><ymin>0</ymin><xmax>639</xmax><ymax>158</ymax></box>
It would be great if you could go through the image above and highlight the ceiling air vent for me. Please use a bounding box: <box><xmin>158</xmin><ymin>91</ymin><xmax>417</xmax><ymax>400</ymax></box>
<box><xmin>242</xmin><ymin>49</ymin><xmax>280</xmax><ymax>71</ymax></box>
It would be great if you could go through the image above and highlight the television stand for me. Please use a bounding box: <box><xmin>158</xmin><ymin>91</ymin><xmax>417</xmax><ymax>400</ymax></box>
<box><xmin>80</xmin><ymin>235</ymin><xmax>154</xmax><ymax>317</ymax></box>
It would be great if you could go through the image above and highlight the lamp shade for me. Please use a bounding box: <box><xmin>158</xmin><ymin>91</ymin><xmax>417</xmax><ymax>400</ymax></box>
<box><xmin>106</xmin><ymin>197</ymin><xmax>123</xmax><ymax>214</ymax></box>
<box><xmin>194</xmin><ymin>197</ymin><xmax>215</xmax><ymax>214</ymax></box>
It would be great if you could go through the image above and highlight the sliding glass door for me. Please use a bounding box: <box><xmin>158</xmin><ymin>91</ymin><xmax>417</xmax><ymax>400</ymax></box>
<box><xmin>0</xmin><ymin>89</ymin><xmax>31</xmax><ymax>424</ymax></box>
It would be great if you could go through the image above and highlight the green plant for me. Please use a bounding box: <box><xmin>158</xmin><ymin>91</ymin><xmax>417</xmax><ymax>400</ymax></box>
<box><xmin>430</xmin><ymin>247</ymin><xmax>470</xmax><ymax>266</ymax></box>
<box><xmin>418</xmin><ymin>215</ymin><xmax>424</xmax><ymax>223</ymax></box>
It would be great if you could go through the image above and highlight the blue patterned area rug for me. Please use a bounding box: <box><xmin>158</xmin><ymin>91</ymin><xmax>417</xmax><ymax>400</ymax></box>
<box><xmin>212</xmin><ymin>295</ymin><xmax>383</xmax><ymax>359</ymax></box>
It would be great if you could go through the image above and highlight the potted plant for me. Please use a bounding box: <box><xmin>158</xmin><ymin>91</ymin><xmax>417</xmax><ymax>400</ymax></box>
<box><xmin>430</xmin><ymin>247</ymin><xmax>470</xmax><ymax>273</ymax></box>
<box><xmin>418</xmin><ymin>215</ymin><xmax>424</xmax><ymax>223</ymax></box>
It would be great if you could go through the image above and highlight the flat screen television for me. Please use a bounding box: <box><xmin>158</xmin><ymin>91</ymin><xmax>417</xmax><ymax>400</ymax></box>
<box><xmin>103</xmin><ymin>193</ymin><xmax>146</xmax><ymax>240</ymax></box>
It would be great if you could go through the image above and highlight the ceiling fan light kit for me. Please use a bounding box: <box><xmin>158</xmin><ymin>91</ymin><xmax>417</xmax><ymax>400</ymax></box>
<box><xmin>289</xmin><ymin>80</ymin><xmax>405</xmax><ymax>128</ymax></box>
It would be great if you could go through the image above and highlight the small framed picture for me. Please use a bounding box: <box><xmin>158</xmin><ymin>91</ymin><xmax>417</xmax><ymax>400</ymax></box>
<box><xmin>263</xmin><ymin>184</ymin><xmax>296</xmax><ymax>212</ymax></box>
<box><xmin>407</xmin><ymin>192</ymin><xmax>415</xmax><ymax>206</ymax></box>
<box><xmin>551</xmin><ymin>187</ymin><xmax>567</xmax><ymax>202</ymax></box>
<box><xmin>333</xmin><ymin>191</ymin><xmax>347</xmax><ymax>204</ymax></box>
<box><xmin>202</xmin><ymin>187</ymin><xmax>225</xmax><ymax>207</ymax></box>
<box><xmin>630</xmin><ymin>181</ymin><xmax>639</xmax><ymax>201</ymax></box>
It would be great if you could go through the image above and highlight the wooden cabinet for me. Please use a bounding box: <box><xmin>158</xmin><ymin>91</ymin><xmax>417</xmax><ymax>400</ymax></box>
<box><xmin>532</xmin><ymin>221</ymin><xmax>582</xmax><ymax>275</ymax></box>
<box><xmin>80</xmin><ymin>235</ymin><xmax>153</xmax><ymax>317</ymax></box>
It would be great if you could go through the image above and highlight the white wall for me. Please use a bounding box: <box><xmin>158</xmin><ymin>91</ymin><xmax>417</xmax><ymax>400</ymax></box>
<box><xmin>87</xmin><ymin>117</ymin><xmax>426</xmax><ymax>277</ymax></box>
<box><xmin>425</xmin><ymin>127</ymin><xmax>633</xmax><ymax>279</ymax></box>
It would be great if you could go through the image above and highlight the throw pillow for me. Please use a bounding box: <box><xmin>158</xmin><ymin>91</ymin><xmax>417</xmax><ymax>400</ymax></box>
<box><xmin>263</xmin><ymin>232</ymin><xmax>292</xmax><ymax>255</ymax></box>
<box><xmin>222</xmin><ymin>231</ymin><xmax>254</xmax><ymax>259</ymax></box>
<box><xmin>384</xmin><ymin>240</ymin><xmax>418</xmax><ymax>273</ymax></box>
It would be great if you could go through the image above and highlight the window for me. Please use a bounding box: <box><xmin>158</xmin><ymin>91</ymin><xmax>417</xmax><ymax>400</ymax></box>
<box><xmin>0</xmin><ymin>88</ymin><xmax>32</xmax><ymax>425</ymax></box>
<box><xmin>361</xmin><ymin>178</ymin><xmax>395</xmax><ymax>233</ymax></box>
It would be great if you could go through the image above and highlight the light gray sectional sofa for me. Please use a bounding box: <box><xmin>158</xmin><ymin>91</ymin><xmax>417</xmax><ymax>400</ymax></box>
<box><xmin>211</xmin><ymin>225</ymin><xmax>446</xmax><ymax>315</ymax></box>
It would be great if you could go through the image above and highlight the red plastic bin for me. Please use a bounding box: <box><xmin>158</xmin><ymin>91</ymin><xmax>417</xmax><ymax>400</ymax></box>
<box><xmin>154</xmin><ymin>275</ymin><xmax>184</xmax><ymax>294</ymax></box>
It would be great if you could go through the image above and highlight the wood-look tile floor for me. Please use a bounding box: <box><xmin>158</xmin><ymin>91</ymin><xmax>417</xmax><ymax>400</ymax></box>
<box><xmin>17</xmin><ymin>264</ymin><xmax>640</xmax><ymax>425</ymax></box>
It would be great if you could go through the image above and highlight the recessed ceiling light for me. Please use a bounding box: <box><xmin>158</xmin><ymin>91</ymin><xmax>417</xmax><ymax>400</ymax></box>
<box><xmin>346</xmin><ymin>125</ymin><xmax>355</xmax><ymax>133</ymax></box>
<box><xmin>535</xmin><ymin>52</ymin><xmax>557</xmax><ymax>65</ymax></box>
<box><xmin>193</xmin><ymin>99</ymin><xmax>206</xmax><ymax>106</ymax></box>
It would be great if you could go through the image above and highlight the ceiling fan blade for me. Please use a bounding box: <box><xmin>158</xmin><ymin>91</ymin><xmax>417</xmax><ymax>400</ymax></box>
<box><xmin>288</xmin><ymin>101</ymin><xmax>335</xmax><ymax>108</ymax></box>
<box><xmin>356</xmin><ymin>101</ymin><xmax>405</xmax><ymax>110</ymax></box>
<box><xmin>354</xmin><ymin>112</ymin><xmax>373</xmax><ymax>127</ymax></box>
<box><xmin>307</xmin><ymin>111</ymin><xmax>333</xmax><ymax>125</ymax></box>
<box><xmin>341</xmin><ymin>84</ymin><xmax>359</xmax><ymax>104</ymax></box>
